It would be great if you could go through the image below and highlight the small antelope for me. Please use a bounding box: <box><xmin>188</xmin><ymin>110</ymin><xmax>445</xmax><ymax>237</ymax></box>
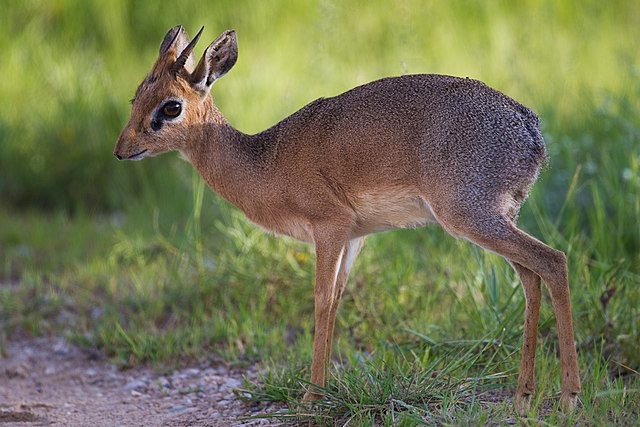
<box><xmin>114</xmin><ymin>26</ymin><xmax>580</xmax><ymax>412</ymax></box>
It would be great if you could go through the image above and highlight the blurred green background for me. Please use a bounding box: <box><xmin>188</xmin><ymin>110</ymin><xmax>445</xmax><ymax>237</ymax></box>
<box><xmin>0</xmin><ymin>0</ymin><xmax>639</xmax><ymax>422</ymax></box>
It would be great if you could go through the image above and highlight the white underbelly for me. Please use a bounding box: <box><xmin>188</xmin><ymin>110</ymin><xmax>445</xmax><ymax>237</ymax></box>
<box><xmin>246</xmin><ymin>187</ymin><xmax>438</xmax><ymax>242</ymax></box>
<box><xmin>351</xmin><ymin>188</ymin><xmax>438</xmax><ymax>237</ymax></box>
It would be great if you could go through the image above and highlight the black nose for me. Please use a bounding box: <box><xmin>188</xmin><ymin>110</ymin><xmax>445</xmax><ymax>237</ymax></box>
<box><xmin>114</xmin><ymin>152</ymin><xmax>123</xmax><ymax>160</ymax></box>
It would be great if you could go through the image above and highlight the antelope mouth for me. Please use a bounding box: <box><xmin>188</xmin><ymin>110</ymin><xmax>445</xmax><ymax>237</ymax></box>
<box><xmin>127</xmin><ymin>149</ymin><xmax>148</xmax><ymax>160</ymax></box>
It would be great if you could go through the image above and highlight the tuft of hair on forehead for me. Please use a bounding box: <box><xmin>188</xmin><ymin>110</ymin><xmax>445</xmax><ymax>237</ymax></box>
<box><xmin>130</xmin><ymin>73</ymin><xmax>158</xmax><ymax>105</ymax></box>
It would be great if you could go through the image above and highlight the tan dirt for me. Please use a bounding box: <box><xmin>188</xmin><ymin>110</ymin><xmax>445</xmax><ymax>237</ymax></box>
<box><xmin>0</xmin><ymin>337</ymin><xmax>284</xmax><ymax>426</ymax></box>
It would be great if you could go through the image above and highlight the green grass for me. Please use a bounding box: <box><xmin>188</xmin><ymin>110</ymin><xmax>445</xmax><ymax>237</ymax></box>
<box><xmin>1</xmin><ymin>0</ymin><xmax>640</xmax><ymax>424</ymax></box>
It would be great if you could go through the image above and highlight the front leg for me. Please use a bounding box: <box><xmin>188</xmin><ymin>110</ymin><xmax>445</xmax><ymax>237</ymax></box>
<box><xmin>325</xmin><ymin>237</ymin><xmax>365</xmax><ymax>360</ymax></box>
<box><xmin>303</xmin><ymin>225</ymin><xmax>351</xmax><ymax>402</ymax></box>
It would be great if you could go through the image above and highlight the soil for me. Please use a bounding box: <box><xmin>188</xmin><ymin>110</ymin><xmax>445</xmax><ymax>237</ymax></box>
<box><xmin>0</xmin><ymin>337</ymin><xmax>285</xmax><ymax>426</ymax></box>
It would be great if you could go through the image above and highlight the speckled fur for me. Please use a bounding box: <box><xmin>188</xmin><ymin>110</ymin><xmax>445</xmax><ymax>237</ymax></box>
<box><xmin>114</xmin><ymin>27</ymin><xmax>580</xmax><ymax>413</ymax></box>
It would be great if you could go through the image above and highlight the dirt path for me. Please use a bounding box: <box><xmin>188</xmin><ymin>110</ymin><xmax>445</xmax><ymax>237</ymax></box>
<box><xmin>0</xmin><ymin>338</ymin><xmax>284</xmax><ymax>426</ymax></box>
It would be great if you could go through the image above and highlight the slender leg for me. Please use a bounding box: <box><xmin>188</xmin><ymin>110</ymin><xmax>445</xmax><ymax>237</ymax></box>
<box><xmin>303</xmin><ymin>227</ymin><xmax>350</xmax><ymax>402</ymax></box>
<box><xmin>539</xmin><ymin>252</ymin><xmax>581</xmax><ymax>411</ymax></box>
<box><xmin>490</xmin><ymin>227</ymin><xmax>579</xmax><ymax>410</ymax></box>
<box><xmin>325</xmin><ymin>237</ymin><xmax>365</xmax><ymax>361</ymax></box>
<box><xmin>438</xmin><ymin>212</ymin><xmax>581</xmax><ymax>411</ymax></box>
<box><xmin>512</xmin><ymin>262</ymin><xmax>542</xmax><ymax>414</ymax></box>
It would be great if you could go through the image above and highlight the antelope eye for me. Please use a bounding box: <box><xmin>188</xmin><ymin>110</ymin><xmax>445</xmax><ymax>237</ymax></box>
<box><xmin>162</xmin><ymin>101</ymin><xmax>181</xmax><ymax>118</ymax></box>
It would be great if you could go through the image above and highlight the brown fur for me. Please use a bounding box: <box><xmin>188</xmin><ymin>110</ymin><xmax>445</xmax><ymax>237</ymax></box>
<box><xmin>114</xmin><ymin>26</ymin><xmax>580</xmax><ymax>413</ymax></box>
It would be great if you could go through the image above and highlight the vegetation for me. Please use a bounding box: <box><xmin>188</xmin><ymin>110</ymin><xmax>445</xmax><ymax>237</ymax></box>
<box><xmin>1</xmin><ymin>0</ymin><xmax>638</xmax><ymax>424</ymax></box>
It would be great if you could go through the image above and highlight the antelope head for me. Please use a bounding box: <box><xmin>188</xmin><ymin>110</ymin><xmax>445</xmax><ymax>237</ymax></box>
<box><xmin>114</xmin><ymin>26</ymin><xmax>238</xmax><ymax>161</ymax></box>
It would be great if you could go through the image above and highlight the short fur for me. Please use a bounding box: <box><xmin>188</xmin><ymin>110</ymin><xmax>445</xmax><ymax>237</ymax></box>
<box><xmin>114</xmin><ymin>26</ymin><xmax>580</xmax><ymax>413</ymax></box>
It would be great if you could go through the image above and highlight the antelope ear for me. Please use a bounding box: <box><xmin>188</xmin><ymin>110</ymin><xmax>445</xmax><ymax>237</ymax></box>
<box><xmin>190</xmin><ymin>30</ymin><xmax>238</xmax><ymax>94</ymax></box>
<box><xmin>159</xmin><ymin>25</ymin><xmax>199</xmax><ymax>73</ymax></box>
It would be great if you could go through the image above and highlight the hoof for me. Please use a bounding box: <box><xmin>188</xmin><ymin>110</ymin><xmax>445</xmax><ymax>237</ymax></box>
<box><xmin>302</xmin><ymin>390</ymin><xmax>322</xmax><ymax>402</ymax></box>
<box><xmin>560</xmin><ymin>392</ymin><xmax>579</xmax><ymax>412</ymax></box>
<box><xmin>514</xmin><ymin>392</ymin><xmax>532</xmax><ymax>416</ymax></box>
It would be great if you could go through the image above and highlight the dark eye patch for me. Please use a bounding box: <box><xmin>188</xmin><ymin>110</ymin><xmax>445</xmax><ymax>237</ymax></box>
<box><xmin>151</xmin><ymin>100</ymin><xmax>182</xmax><ymax>132</ymax></box>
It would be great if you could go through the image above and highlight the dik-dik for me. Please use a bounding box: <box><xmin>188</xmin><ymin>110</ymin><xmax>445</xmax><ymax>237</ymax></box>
<box><xmin>114</xmin><ymin>26</ymin><xmax>580</xmax><ymax>412</ymax></box>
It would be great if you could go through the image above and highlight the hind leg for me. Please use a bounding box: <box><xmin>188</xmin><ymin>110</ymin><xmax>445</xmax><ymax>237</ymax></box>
<box><xmin>512</xmin><ymin>262</ymin><xmax>542</xmax><ymax>414</ymax></box>
<box><xmin>434</xmin><ymin>208</ymin><xmax>580</xmax><ymax>411</ymax></box>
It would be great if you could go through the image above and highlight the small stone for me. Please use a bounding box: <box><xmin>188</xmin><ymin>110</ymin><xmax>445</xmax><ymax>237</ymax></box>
<box><xmin>52</xmin><ymin>340</ymin><xmax>72</xmax><ymax>356</ymax></box>
<box><xmin>168</xmin><ymin>404</ymin><xmax>186</xmax><ymax>413</ymax></box>
<box><xmin>223</xmin><ymin>378</ymin><xmax>241</xmax><ymax>389</ymax></box>
<box><xmin>90</xmin><ymin>307</ymin><xmax>104</xmax><ymax>320</ymax></box>
<box><xmin>156</xmin><ymin>376</ymin><xmax>170</xmax><ymax>389</ymax></box>
<box><xmin>185</xmin><ymin>368</ymin><xmax>201</xmax><ymax>377</ymax></box>
<box><xmin>5</xmin><ymin>363</ymin><xmax>28</xmax><ymax>378</ymax></box>
<box><xmin>123</xmin><ymin>379</ymin><xmax>147</xmax><ymax>392</ymax></box>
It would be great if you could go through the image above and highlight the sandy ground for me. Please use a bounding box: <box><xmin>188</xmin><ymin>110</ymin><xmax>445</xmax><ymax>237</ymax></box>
<box><xmin>0</xmin><ymin>338</ymin><xmax>284</xmax><ymax>426</ymax></box>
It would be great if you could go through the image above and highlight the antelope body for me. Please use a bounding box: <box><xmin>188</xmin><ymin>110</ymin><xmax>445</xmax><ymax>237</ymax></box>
<box><xmin>114</xmin><ymin>26</ymin><xmax>580</xmax><ymax>413</ymax></box>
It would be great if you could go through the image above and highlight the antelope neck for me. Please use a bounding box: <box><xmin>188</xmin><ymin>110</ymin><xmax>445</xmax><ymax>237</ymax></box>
<box><xmin>180</xmin><ymin>101</ymin><xmax>274</xmax><ymax>213</ymax></box>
